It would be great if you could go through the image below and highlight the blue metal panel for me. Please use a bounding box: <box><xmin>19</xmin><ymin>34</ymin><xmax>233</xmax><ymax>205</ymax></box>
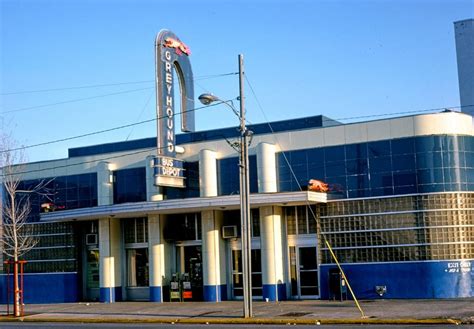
<box><xmin>203</xmin><ymin>284</ymin><xmax>227</xmax><ymax>302</ymax></box>
<box><xmin>0</xmin><ymin>273</ymin><xmax>79</xmax><ymax>304</ymax></box>
<box><xmin>320</xmin><ymin>260</ymin><xmax>473</xmax><ymax>299</ymax></box>
<box><xmin>149</xmin><ymin>286</ymin><xmax>162</xmax><ymax>302</ymax></box>
<box><xmin>262</xmin><ymin>283</ymin><xmax>287</xmax><ymax>301</ymax></box>
<box><xmin>99</xmin><ymin>287</ymin><xmax>122</xmax><ymax>303</ymax></box>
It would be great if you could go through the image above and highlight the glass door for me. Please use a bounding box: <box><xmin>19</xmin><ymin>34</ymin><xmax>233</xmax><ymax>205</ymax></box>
<box><xmin>85</xmin><ymin>249</ymin><xmax>99</xmax><ymax>301</ymax></box>
<box><xmin>231</xmin><ymin>249</ymin><xmax>262</xmax><ymax>299</ymax></box>
<box><xmin>289</xmin><ymin>246</ymin><xmax>319</xmax><ymax>298</ymax></box>
<box><xmin>298</xmin><ymin>247</ymin><xmax>319</xmax><ymax>297</ymax></box>
<box><xmin>176</xmin><ymin>245</ymin><xmax>203</xmax><ymax>301</ymax></box>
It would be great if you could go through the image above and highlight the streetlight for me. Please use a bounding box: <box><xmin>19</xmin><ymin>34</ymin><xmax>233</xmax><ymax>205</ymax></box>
<box><xmin>198</xmin><ymin>54</ymin><xmax>253</xmax><ymax>318</ymax></box>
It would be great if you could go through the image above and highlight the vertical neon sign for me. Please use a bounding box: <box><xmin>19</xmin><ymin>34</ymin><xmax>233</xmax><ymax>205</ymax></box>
<box><xmin>155</xmin><ymin>30</ymin><xmax>194</xmax><ymax>188</ymax></box>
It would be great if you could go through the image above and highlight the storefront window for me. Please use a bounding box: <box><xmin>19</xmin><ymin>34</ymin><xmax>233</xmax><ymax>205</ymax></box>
<box><xmin>124</xmin><ymin>218</ymin><xmax>148</xmax><ymax>244</ymax></box>
<box><xmin>164</xmin><ymin>213</ymin><xmax>201</xmax><ymax>241</ymax></box>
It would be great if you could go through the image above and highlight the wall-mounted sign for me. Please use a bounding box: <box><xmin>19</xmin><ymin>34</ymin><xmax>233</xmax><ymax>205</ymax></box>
<box><xmin>153</xmin><ymin>156</ymin><xmax>185</xmax><ymax>187</ymax></box>
<box><xmin>155</xmin><ymin>29</ymin><xmax>195</xmax><ymax>188</ymax></box>
<box><xmin>444</xmin><ymin>261</ymin><xmax>471</xmax><ymax>273</ymax></box>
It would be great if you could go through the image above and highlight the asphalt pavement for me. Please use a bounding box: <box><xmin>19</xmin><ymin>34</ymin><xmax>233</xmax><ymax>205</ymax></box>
<box><xmin>1</xmin><ymin>299</ymin><xmax>473</xmax><ymax>325</ymax></box>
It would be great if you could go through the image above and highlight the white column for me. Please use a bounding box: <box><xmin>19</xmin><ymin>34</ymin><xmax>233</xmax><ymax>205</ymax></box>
<box><xmin>257</xmin><ymin>143</ymin><xmax>277</xmax><ymax>193</ymax></box>
<box><xmin>260</xmin><ymin>206</ymin><xmax>286</xmax><ymax>301</ymax></box>
<box><xmin>97</xmin><ymin>162</ymin><xmax>113</xmax><ymax>206</ymax></box>
<box><xmin>201</xmin><ymin>210</ymin><xmax>226</xmax><ymax>301</ymax></box>
<box><xmin>148</xmin><ymin>214</ymin><xmax>165</xmax><ymax>302</ymax></box>
<box><xmin>146</xmin><ymin>155</ymin><xmax>163</xmax><ymax>201</ymax></box>
<box><xmin>199</xmin><ymin>149</ymin><xmax>218</xmax><ymax>197</ymax></box>
<box><xmin>99</xmin><ymin>217</ymin><xmax>122</xmax><ymax>302</ymax></box>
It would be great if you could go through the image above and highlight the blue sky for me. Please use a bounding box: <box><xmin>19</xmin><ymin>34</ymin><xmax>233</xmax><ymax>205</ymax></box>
<box><xmin>1</xmin><ymin>0</ymin><xmax>473</xmax><ymax>162</ymax></box>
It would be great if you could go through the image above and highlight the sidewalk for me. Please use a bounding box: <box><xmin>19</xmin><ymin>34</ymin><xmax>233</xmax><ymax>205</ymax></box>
<box><xmin>1</xmin><ymin>299</ymin><xmax>473</xmax><ymax>325</ymax></box>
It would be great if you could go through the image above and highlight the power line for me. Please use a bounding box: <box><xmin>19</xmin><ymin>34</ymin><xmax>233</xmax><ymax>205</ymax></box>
<box><xmin>1</xmin><ymin>146</ymin><xmax>159</xmax><ymax>178</ymax></box>
<box><xmin>1</xmin><ymin>71</ymin><xmax>471</xmax><ymax>162</ymax></box>
<box><xmin>0</xmin><ymin>80</ymin><xmax>154</xmax><ymax>96</ymax></box>
<box><xmin>325</xmin><ymin>105</ymin><xmax>468</xmax><ymax>123</ymax></box>
<box><xmin>2</xmin><ymin>87</ymin><xmax>154</xmax><ymax>114</ymax></box>
<box><xmin>125</xmin><ymin>90</ymin><xmax>155</xmax><ymax>141</ymax></box>
<box><xmin>0</xmin><ymin>100</ymin><xmax>231</xmax><ymax>154</ymax></box>
<box><xmin>242</xmin><ymin>76</ymin><xmax>470</xmax><ymax>124</ymax></box>
<box><xmin>2</xmin><ymin>98</ymin><xmax>470</xmax><ymax>155</ymax></box>
<box><xmin>0</xmin><ymin>72</ymin><xmax>238</xmax><ymax>96</ymax></box>
<box><xmin>195</xmin><ymin>72</ymin><xmax>238</xmax><ymax>80</ymax></box>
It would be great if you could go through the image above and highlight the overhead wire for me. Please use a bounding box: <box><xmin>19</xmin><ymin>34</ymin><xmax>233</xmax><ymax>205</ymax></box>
<box><xmin>125</xmin><ymin>89</ymin><xmax>155</xmax><ymax>141</ymax></box>
<box><xmin>0</xmin><ymin>99</ymin><xmax>232</xmax><ymax>154</ymax></box>
<box><xmin>1</xmin><ymin>96</ymin><xmax>470</xmax><ymax>156</ymax></box>
<box><xmin>2</xmin><ymin>87</ymin><xmax>154</xmax><ymax>114</ymax></box>
<box><xmin>0</xmin><ymin>80</ymin><xmax>154</xmax><ymax>96</ymax></box>
<box><xmin>0</xmin><ymin>72</ymin><xmax>238</xmax><ymax>96</ymax></box>
<box><xmin>2</xmin><ymin>146</ymin><xmax>158</xmax><ymax>178</ymax></box>
<box><xmin>2</xmin><ymin>71</ymin><xmax>471</xmax><ymax>184</ymax></box>
<box><xmin>322</xmin><ymin>104</ymin><xmax>468</xmax><ymax>124</ymax></box>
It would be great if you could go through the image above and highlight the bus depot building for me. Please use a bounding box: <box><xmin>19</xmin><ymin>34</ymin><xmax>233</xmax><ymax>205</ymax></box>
<box><xmin>1</xmin><ymin>111</ymin><xmax>474</xmax><ymax>303</ymax></box>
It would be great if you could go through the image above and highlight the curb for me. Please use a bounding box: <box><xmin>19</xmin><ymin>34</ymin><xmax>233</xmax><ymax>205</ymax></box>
<box><xmin>0</xmin><ymin>316</ymin><xmax>463</xmax><ymax>325</ymax></box>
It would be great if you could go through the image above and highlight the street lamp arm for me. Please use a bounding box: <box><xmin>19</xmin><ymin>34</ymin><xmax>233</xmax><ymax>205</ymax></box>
<box><xmin>198</xmin><ymin>94</ymin><xmax>240</xmax><ymax>120</ymax></box>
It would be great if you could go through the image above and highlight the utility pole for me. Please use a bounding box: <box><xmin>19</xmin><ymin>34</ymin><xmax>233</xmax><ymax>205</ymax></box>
<box><xmin>197</xmin><ymin>54</ymin><xmax>253</xmax><ymax>318</ymax></box>
<box><xmin>238</xmin><ymin>54</ymin><xmax>253</xmax><ymax>318</ymax></box>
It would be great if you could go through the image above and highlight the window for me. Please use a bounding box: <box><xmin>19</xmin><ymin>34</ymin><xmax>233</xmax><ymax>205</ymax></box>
<box><xmin>286</xmin><ymin>206</ymin><xmax>317</xmax><ymax>235</ymax></box>
<box><xmin>113</xmin><ymin>168</ymin><xmax>146</xmax><ymax>204</ymax></box>
<box><xmin>319</xmin><ymin>193</ymin><xmax>474</xmax><ymax>263</ymax></box>
<box><xmin>278</xmin><ymin>136</ymin><xmax>474</xmax><ymax>197</ymax></box>
<box><xmin>221</xmin><ymin>209</ymin><xmax>261</xmax><ymax>237</ymax></box>
<box><xmin>124</xmin><ymin>218</ymin><xmax>148</xmax><ymax>244</ymax></box>
<box><xmin>21</xmin><ymin>173</ymin><xmax>97</xmax><ymax>222</ymax></box>
<box><xmin>16</xmin><ymin>222</ymin><xmax>77</xmax><ymax>274</ymax></box>
<box><xmin>164</xmin><ymin>213</ymin><xmax>201</xmax><ymax>241</ymax></box>
<box><xmin>217</xmin><ymin>155</ymin><xmax>258</xmax><ymax>196</ymax></box>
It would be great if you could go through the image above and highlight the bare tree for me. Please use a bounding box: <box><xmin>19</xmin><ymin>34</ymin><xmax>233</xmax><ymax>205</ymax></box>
<box><xmin>0</xmin><ymin>134</ymin><xmax>49</xmax><ymax>316</ymax></box>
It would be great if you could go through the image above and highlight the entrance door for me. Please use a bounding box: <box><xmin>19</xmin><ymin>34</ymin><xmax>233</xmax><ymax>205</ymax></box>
<box><xmin>289</xmin><ymin>246</ymin><xmax>319</xmax><ymax>298</ymax></box>
<box><xmin>231</xmin><ymin>249</ymin><xmax>262</xmax><ymax>299</ymax></box>
<box><xmin>84</xmin><ymin>249</ymin><xmax>100</xmax><ymax>301</ymax></box>
<box><xmin>176</xmin><ymin>245</ymin><xmax>203</xmax><ymax>300</ymax></box>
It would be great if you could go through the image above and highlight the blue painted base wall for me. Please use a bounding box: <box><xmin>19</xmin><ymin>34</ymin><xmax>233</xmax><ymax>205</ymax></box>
<box><xmin>203</xmin><ymin>284</ymin><xmax>227</xmax><ymax>302</ymax></box>
<box><xmin>320</xmin><ymin>260</ymin><xmax>474</xmax><ymax>299</ymax></box>
<box><xmin>100</xmin><ymin>287</ymin><xmax>123</xmax><ymax>303</ymax></box>
<box><xmin>149</xmin><ymin>286</ymin><xmax>162</xmax><ymax>302</ymax></box>
<box><xmin>0</xmin><ymin>273</ymin><xmax>79</xmax><ymax>304</ymax></box>
<box><xmin>262</xmin><ymin>283</ymin><xmax>287</xmax><ymax>301</ymax></box>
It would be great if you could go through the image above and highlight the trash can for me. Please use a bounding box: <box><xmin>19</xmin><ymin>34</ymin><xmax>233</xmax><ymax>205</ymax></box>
<box><xmin>328</xmin><ymin>268</ymin><xmax>347</xmax><ymax>301</ymax></box>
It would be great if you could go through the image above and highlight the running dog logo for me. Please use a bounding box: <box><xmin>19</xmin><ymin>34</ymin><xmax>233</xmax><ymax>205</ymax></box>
<box><xmin>308</xmin><ymin>179</ymin><xmax>329</xmax><ymax>192</ymax></box>
<box><xmin>164</xmin><ymin>37</ymin><xmax>191</xmax><ymax>56</ymax></box>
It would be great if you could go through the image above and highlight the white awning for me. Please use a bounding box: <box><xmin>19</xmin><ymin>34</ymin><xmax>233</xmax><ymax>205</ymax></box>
<box><xmin>40</xmin><ymin>191</ymin><xmax>327</xmax><ymax>222</ymax></box>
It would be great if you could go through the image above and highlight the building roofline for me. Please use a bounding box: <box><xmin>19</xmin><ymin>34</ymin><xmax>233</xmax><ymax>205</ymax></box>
<box><xmin>67</xmin><ymin>110</ymin><xmax>471</xmax><ymax>159</ymax></box>
<box><xmin>454</xmin><ymin>18</ymin><xmax>474</xmax><ymax>24</ymax></box>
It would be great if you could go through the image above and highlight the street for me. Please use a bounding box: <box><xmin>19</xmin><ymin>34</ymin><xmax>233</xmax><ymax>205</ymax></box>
<box><xmin>0</xmin><ymin>323</ymin><xmax>468</xmax><ymax>329</ymax></box>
